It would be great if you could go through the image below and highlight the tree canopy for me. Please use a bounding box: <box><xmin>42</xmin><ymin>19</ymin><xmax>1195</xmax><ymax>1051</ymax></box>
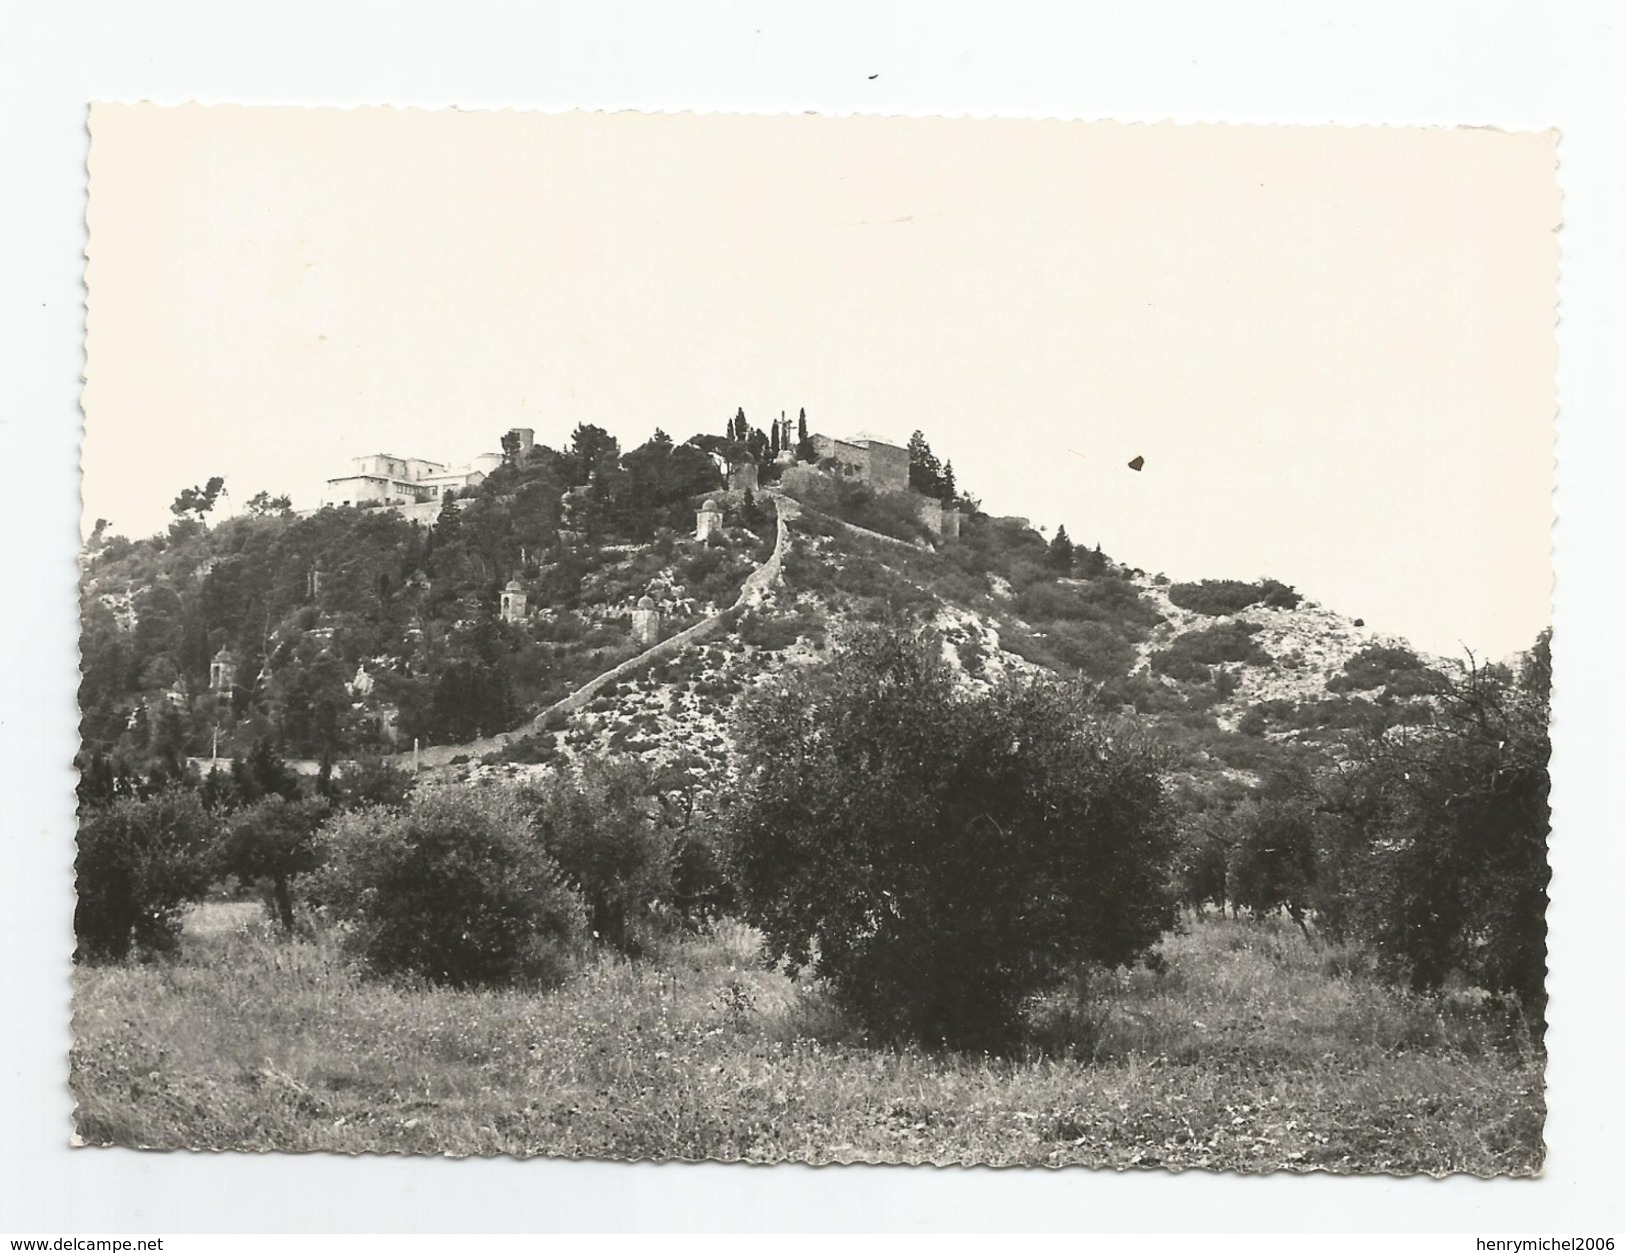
<box><xmin>728</xmin><ymin>621</ymin><xmax>1176</xmax><ymax>1050</ymax></box>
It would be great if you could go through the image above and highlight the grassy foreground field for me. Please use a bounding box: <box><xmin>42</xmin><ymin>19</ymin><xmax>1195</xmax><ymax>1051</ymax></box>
<box><xmin>71</xmin><ymin>904</ymin><xmax>1543</xmax><ymax>1173</ymax></box>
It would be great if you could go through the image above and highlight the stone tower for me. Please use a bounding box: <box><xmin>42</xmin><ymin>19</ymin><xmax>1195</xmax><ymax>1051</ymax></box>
<box><xmin>209</xmin><ymin>646</ymin><xmax>236</xmax><ymax>692</ymax></box>
<box><xmin>695</xmin><ymin>497</ymin><xmax>723</xmax><ymax>541</ymax></box>
<box><xmin>500</xmin><ymin>578</ymin><xmax>528</xmax><ymax>623</ymax></box>
<box><xmin>631</xmin><ymin>594</ymin><xmax>661</xmax><ymax>647</ymax></box>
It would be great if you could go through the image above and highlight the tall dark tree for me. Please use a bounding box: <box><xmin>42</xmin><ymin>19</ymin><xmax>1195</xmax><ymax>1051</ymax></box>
<box><xmin>617</xmin><ymin>434</ymin><xmax>724</xmax><ymax>537</ymax></box>
<box><xmin>907</xmin><ymin>431</ymin><xmax>947</xmax><ymax>499</ymax></box>
<box><xmin>562</xmin><ymin>424</ymin><xmax>620</xmax><ymax>487</ymax></box>
<box><xmin>1048</xmin><ymin>524</ymin><xmax>1074</xmax><ymax>572</ymax></box>
<box><xmin>230</xmin><ymin>737</ymin><xmax>304</xmax><ymax>807</ymax></box>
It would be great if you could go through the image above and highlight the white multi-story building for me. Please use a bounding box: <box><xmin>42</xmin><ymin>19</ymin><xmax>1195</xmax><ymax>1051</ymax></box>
<box><xmin>321</xmin><ymin>430</ymin><xmax>532</xmax><ymax>508</ymax></box>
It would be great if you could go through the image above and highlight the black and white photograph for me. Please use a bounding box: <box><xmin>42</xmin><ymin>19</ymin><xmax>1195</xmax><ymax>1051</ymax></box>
<box><xmin>67</xmin><ymin>102</ymin><xmax>1558</xmax><ymax>1176</ymax></box>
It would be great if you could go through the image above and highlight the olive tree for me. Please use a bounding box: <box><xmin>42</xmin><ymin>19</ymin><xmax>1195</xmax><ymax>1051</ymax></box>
<box><xmin>75</xmin><ymin>787</ymin><xmax>214</xmax><ymax>962</ymax></box>
<box><xmin>1326</xmin><ymin>631</ymin><xmax>1551</xmax><ymax>1026</ymax></box>
<box><xmin>728</xmin><ymin>623</ymin><xmax>1176</xmax><ymax>1051</ymax></box>
<box><xmin>318</xmin><ymin>786</ymin><xmax>586</xmax><ymax>988</ymax></box>
<box><xmin>215</xmin><ymin>795</ymin><xmax>329</xmax><ymax>932</ymax></box>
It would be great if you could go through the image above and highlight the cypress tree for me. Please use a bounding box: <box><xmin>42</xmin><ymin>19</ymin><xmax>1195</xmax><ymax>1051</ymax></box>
<box><xmin>1049</xmin><ymin>525</ymin><xmax>1075</xmax><ymax>572</ymax></box>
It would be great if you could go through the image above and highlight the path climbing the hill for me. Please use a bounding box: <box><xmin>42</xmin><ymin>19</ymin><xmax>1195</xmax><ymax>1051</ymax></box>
<box><xmin>400</xmin><ymin>497</ymin><xmax>796</xmax><ymax>773</ymax></box>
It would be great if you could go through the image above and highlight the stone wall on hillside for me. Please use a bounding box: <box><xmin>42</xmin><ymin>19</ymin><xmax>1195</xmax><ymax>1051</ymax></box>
<box><xmin>398</xmin><ymin>500</ymin><xmax>793</xmax><ymax>774</ymax></box>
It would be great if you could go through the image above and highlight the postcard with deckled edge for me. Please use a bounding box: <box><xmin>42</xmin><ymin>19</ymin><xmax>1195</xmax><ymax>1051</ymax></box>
<box><xmin>75</xmin><ymin>104</ymin><xmax>1556</xmax><ymax>1172</ymax></box>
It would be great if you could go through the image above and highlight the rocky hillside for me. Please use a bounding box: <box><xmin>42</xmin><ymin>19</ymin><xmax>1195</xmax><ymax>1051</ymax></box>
<box><xmin>455</xmin><ymin>490</ymin><xmax>1461</xmax><ymax>794</ymax></box>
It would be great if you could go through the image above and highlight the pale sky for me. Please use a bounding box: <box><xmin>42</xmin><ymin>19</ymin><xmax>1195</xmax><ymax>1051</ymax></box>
<box><xmin>83</xmin><ymin>106</ymin><xmax>1557</xmax><ymax>660</ymax></box>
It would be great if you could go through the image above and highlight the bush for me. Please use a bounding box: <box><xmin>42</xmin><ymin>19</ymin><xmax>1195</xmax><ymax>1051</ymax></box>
<box><xmin>1168</xmin><ymin>578</ymin><xmax>1301</xmax><ymax>616</ymax></box>
<box><xmin>1327</xmin><ymin>644</ymin><xmax>1447</xmax><ymax>695</ymax></box>
<box><xmin>215</xmin><ymin>795</ymin><xmax>329</xmax><ymax>931</ymax></box>
<box><xmin>75</xmin><ymin>787</ymin><xmax>214</xmax><ymax>962</ymax></box>
<box><xmin>1323</xmin><ymin>634</ymin><xmax>1551</xmax><ymax>1026</ymax></box>
<box><xmin>337</xmin><ymin>758</ymin><xmax>414</xmax><ymax>810</ymax></box>
<box><xmin>1014</xmin><ymin>576</ymin><xmax>1160</xmax><ymax>635</ymax></box>
<box><xmin>728</xmin><ymin>622</ymin><xmax>1176</xmax><ymax>1052</ymax></box>
<box><xmin>499</xmin><ymin>730</ymin><xmax>559</xmax><ymax>765</ymax></box>
<box><xmin>1151</xmin><ymin>621</ymin><xmax>1270</xmax><ymax>682</ymax></box>
<box><xmin>1224</xmin><ymin>782</ymin><xmax>1321</xmax><ymax>936</ymax></box>
<box><xmin>318</xmin><ymin>787</ymin><xmax>586</xmax><ymax>987</ymax></box>
<box><xmin>1028</xmin><ymin>618</ymin><xmax>1140</xmax><ymax>684</ymax></box>
<box><xmin>738</xmin><ymin>608</ymin><xmax>822</xmax><ymax>652</ymax></box>
<box><xmin>521</xmin><ymin>757</ymin><xmax>677</xmax><ymax>956</ymax></box>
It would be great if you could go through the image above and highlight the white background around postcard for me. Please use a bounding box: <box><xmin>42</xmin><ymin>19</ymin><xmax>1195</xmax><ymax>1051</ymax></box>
<box><xmin>2</xmin><ymin>0</ymin><xmax>1622</xmax><ymax>1236</ymax></box>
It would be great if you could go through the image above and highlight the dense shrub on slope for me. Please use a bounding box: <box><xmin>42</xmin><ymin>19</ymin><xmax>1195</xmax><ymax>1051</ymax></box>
<box><xmin>1168</xmin><ymin>578</ymin><xmax>1301</xmax><ymax>616</ymax></box>
<box><xmin>1151</xmin><ymin>621</ymin><xmax>1272</xmax><ymax>682</ymax></box>
<box><xmin>1327</xmin><ymin>643</ymin><xmax>1449</xmax><ymax>697</ymax></box>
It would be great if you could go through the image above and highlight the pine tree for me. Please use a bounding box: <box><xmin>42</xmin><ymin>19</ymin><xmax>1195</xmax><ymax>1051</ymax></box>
<box><xmin>798</xmin><ymin>408</ymin><xmax>808</xmax><ymax>443</ymax></box>
<box><xmin>1048</xmin><ymin>525</ymin><xmax>1075</xmax><ymax>572</ymax></box>
<box><xmin>942</xmin><ymin>461</ymin><xmax>957</xmax><ymax>503</ymax></box>
<box><xmin>907</xmin><ymin>431</ymin><xmax>944</xmax><ymax>497</ymax></box>
<box><xmin>770</xmin><ymin>421</ymin><xmax>781</xmax><ymax>457</ymax></box>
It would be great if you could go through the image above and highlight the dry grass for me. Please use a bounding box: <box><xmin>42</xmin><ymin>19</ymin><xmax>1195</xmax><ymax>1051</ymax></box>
<box><xmin>70</xmin><ymin>905</ymin><xmax>1543</xmax><ymax>1173</ymax></box>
